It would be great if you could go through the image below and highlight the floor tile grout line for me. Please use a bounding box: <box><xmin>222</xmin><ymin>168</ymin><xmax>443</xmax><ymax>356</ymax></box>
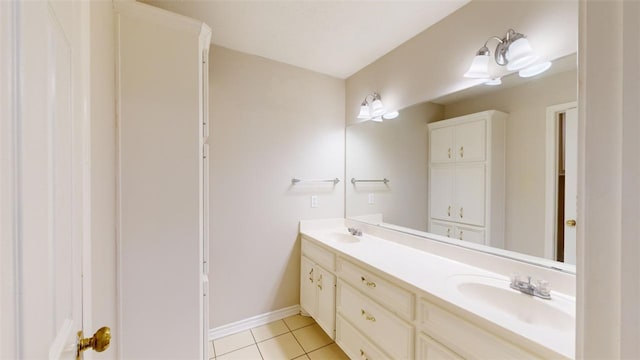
<box><xmin>248</xmin><ymin>328</ymin><xmax>265</xmax><ymax>360</ymax></box>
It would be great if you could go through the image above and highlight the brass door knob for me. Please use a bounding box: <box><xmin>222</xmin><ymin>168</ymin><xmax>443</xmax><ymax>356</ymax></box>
<box><xmin>566</xmin><ymin>219</ymin><xmax>577</xmax><ymax>227</ymax></box>
<box><xmin>77</xmin><ymin>326</ymin><xmax>111</xmax><ymax>359</ymax></box>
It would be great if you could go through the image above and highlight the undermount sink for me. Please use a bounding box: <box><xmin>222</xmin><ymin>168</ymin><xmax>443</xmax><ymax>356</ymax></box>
<box><xmin>326</xmin><ymin>232</ymin><xmax>361</xmax><ymax>243</ymax></box>
<box><xmin>447</xmin><ymin>274</ymin><xmax>575</xmax><ymax>333</ymax></box>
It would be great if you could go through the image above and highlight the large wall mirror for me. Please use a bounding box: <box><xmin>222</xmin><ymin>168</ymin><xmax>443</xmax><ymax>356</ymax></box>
<box><xmin>346</xmin><ymin>53</ymin><xmax>577</xmax><ymax>272</ymax></box>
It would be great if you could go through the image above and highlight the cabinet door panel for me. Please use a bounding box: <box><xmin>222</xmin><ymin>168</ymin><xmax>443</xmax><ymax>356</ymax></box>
<box><xmin>429</xmin><ymin>221</ymin><xmax>454</xmax><ymax>239</ymax></box>
<box><xmin>430</xmin><ymin>127</ymin><xmax>454</xmax><ymax>163</ymax></box>
<box><xmin>454</xmin><ymin>120</ymin><xmax>486</xmax><ymax>162</ymax></box>
<box><xmin>316</xmin><ymin>266</ymin><xmax>336</xmax><ymax>339</ymax></box>
<box><xmin>300</xmin><ymin>256</ymin><xmax>317</xmax><ymax>317</ymax></box>
<box><xmin>455</xmin><ymin>225</ymin><xmax>485</xmax><ymax>245</ymax></box>
<box><xmin>418</xmin><ymin>333</ymin><xmax>463</xmax><ymax>360</ymax></box>
<box><xmin>430</xmin><ymin>166</ymin><xmax>454</xmax><ymax>221</ymax></box>
<box><xmin>454</xmin><ymin>164</ymin><xmax>485</xmax><ymax>226</ymax></box>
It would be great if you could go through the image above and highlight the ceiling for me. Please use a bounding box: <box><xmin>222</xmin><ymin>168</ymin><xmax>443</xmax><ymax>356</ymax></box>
<box><xmin>142</xmin><ymin>0</ymin><xmax>470</xmax><ymax>79</ymax></box>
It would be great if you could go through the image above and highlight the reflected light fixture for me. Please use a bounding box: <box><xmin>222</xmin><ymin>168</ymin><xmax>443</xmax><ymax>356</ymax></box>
<box><xmin>464</xmin><ymin>29</ymin><xmax>548</xmax><ymax>80</ymax></box>
<box><xmin>357</xmin><ymin>92</ymin><xmax>399</xmax><ymax>121</ymax></box>
<box><xmin>484</xmin><ymin>78</ymin><xmax>502</xmax><ymax>86</ymax></box>
<box><xmin>519</xmin><ymin>61</ymin><xmax>552</xmax><ymax>78</ymax></box>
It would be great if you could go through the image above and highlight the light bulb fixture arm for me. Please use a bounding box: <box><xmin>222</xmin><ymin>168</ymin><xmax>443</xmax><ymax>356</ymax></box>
<box><xmin>475</xmin><ymin>29</ymin><xmax>527</xmax><ymax>66</ymax></box>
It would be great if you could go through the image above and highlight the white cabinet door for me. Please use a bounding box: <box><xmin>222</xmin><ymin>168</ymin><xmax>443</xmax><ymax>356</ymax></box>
<box><xmin>454</xmin><ymin>164</ymin><xmax>486</xmax><ymax>226</ymax></box>
<box><xmin>455</xmin><ymin>225</ymin><xmax>485</xmax><ymax>245</ymax></box>
<box><xmin>430</xmin><ymin>166</ymin><xmax>455</xmax><ymax>221</ymax></box>
<box><xmin>316</xmin><ymin>267</ymin><xmax>336</xmax><ymax>339</ymax></box>
<box><xmin>430</xmin><ymin>127</ymin><xmax>454</xmax><ymax>163</ymax></box>
<box><xmin>300</xmin><ymin>256</ymin><xmax>318</xmax><ymax>318</ymax></box>
<box><xmin>429</xmin><ymin>221</ymin><xmax>454</xmax><ymax>239</ymax></box>
<box><xmin>418</xmin><ymin>333</ymin><xmax>463</xmax><ymax>360</ymax></box>
<box><xmin>454</xmin><ymin>119</ymin><xmax>486</xmax><ymax>162</ymax></box>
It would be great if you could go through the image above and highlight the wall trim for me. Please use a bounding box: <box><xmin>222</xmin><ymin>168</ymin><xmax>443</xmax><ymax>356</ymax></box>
<box><xmin>208</xmin><ymin>305</ymin><xmax>301</xmax><ymax>341</ymax></box>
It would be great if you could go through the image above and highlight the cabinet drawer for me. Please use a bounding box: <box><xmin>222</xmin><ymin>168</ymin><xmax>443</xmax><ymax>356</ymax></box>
<box><xmin>336</xmin><ymin>315</ymin><xmax>390</xmax><ymax>360</ymax></box>
<box><xmin>337</xmin><ymin>258</ymin><xmax>414</xmax><ymax>320</ymax></box>
<box><xmin>419</xmin><ymin>299</ymin><xmax>539</xmax><ymax>359</ymax></box>
<box><xmin>456</xmin><ymin>225</ymin><xmax>485</xmax><ymax>245</ymax></box>
<box><xmin>337</xmin><ymin>281</ymin><xmax>413</xmax><ymax>359</ymax></box>
<box><xmin>301</xmin><ymin>237</ymin><xmax>335</xmax><ymax>271</ymax></box>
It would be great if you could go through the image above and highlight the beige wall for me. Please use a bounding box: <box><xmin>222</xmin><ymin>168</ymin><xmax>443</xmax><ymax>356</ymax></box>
<box><xmin>345</xmin><ymin>0</ymin><xmax>578</xmax><ymax>125</ymax></box>
<box><xmin>443</xmin><ymin>70</ymin><xmax>577</xmax><ymax>257</ymax></box>
<box><xmin>90</xmin><ymin>1</ymin><xmax>117</xmax><ymax>358</ymax></box>
<box><xmin>346</xmin><ymin>102</ymin><xmax>443</xmax><ymax>231</ymax></box>
<box><xmin>209</xmin><ymin>46</ymin><xmax>345</xmax><ymax>327</ymax></box>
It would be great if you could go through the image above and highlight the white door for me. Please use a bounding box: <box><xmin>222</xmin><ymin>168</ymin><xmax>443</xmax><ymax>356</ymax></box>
<box><xmin>300</xmin><ymin>257</ymin><xmax>318</xmax><ymax>318</ymax></box>
<box><xmin>454</xmin><ymin>164</ymin><xmax>486</xmax><ymax>227</ymax></box>
<box><xmin>430</xmin><ymin>127</ymin><xmax>454</xmax><ymax>163</ymax></box>
<box><xmin>563</xmin><ymin>108</ymin><xmax>578</xmax><ymax>264</ymax></box>
<box><xmin>1</xmin><ymin>1</ymin><xmax>103</xmax><ymax>359</ymax></box>
<box><xmin>429</xmin><ymin>166</ymin><xmax>455</xmax><ymax>221</ymax></box>
<box><xmin>454</xmin><ymin>120</ymin><xmax>486</xmax><ymax>162</ymax></box>
<box><xmin>316</xmin><ymin>267</ymin><xmax>336</xmax><ymax>340</ymax></box>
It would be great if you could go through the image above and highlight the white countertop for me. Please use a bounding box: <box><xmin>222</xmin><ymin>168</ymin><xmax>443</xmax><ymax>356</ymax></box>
<box><xmin>300</xmin><ymin>225</ymin><xmax>575</xmax><ymax>359</ymax></box>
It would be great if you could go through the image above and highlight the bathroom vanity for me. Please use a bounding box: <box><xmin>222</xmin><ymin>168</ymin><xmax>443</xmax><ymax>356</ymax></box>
<box><xmin>299</xmin><ymin>219</ymin><xmax>575</xmax><ymax>359</ymax></box>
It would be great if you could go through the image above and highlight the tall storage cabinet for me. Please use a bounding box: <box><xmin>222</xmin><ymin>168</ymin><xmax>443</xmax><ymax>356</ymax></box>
<box><xmin>427</xmin><ymin>110</ymin><xmax>507</xmax><ymax>248</ymax></box>
<box><xmin>116</xmin><ymin>2</ymin><xmax>211</xmax><ymax>359</ymax></box>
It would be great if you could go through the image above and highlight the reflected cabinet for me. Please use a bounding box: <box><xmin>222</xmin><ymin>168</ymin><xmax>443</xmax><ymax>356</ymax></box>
<box><xmin>428</xmin><ymin>110</ymin><xmax>507</xmax><ymax>248</ymax></box>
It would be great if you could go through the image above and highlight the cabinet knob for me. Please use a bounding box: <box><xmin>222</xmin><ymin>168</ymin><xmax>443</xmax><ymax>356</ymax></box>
<box><xmin>447</xmin><ymin>205</ymin><xmax>451</xmax><ymax>217</ymax></box>
<box><xmin>446</xmin><ymin>228</ymin><xmax>451</xmax><ymax>238</ymax></box>
<box><xmin>360</xmin><ymin>276</ymin><xmax>376</xmax><ymax>288</ymax></box>
<box><xmin>360</xmin><ymin>349</ymin><xmax>369</xmax><ymax>360</ymax></box>
<box><xmin>361</xmin><ymin>309</ymin><xmax>376</xmax><ymax>322</ymax></box>
<box><xmin>447</xmin><ymin>148</ymin><xmax>452</xmax><ymax>159</ymax></box>
<box><xmin>566</xmin><ymin>219</ymin><xmax>577</xmax><ymax>227</ymax></box>
<box><xmin>459</xmin><ymin>207</ymin><xmax>464</xmax><ymax>219</ymax></box>
<box><xmin>460</xmin><ymin>146</ymin><xmax>464</xmax><ymax>158</ymax></box>
<box><xmin>459</xmin><ymin>230</ymin><xmax>464</xmax><ymax>241</ymax></box>
<box><xmin>308</xmin><ymin>268</ymin><xmax>314</xmax><ymax>283</ymax></box>
<box><xmin>317</xmin><ymin>274</ymin><xmax>323</xmax><ymax>290</ymax></box>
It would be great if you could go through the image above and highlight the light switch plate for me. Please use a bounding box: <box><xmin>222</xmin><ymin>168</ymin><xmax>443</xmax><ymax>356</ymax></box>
<box><xmin>368</xmin><ymin>193</ymin><xmax>375</xmax><ymax>204</ymax></box>
<box><xmin>311</xmin><ymin>195</ymin><xmax>318</xmax><ymax>208</ymax></box>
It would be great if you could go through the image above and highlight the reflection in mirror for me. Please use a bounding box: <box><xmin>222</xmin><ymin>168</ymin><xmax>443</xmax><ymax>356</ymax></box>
<box><xmin>346</xmin><ymin>53</ymin><xmax>577</xmax><ymax>270</ymax></box>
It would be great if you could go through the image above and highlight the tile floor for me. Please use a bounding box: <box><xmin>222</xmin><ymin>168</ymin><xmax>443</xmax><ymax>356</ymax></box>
<box><xmin>209</xmin><ymin>315</ymin><xmax>349</xmax><ymax>360</ymax></box>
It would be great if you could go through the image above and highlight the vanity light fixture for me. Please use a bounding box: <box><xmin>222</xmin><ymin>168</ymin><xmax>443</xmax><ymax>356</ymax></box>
<box><xmin>484</xmin><ymin>78</ymin><xmax>502</xmax><ymax>86</ymax></box>
<box><xmin>518</xmin><ymin>61</ymin><xmax>552</xmax><ymax>78</ymax></box>
<box><xmin>357</xmin><ymin>93</ymin><xmax>398</xmax><ymax>121</ymax></box>
<box><xmin>464</xmin><ymin>28</ymin><xmax>548</xmax><ymax>80</ymax></box>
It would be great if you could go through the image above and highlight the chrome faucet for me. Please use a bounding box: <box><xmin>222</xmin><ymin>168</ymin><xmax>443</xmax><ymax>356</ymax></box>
<box><xmin>347</xmin><ymin>227</ymin><xmax>363</xmax><ymax>236</ymax></box>
<box><xmin>510</xmin><ymin>274</ymin><xmax>551</xmax><ymax>300</ymax></box>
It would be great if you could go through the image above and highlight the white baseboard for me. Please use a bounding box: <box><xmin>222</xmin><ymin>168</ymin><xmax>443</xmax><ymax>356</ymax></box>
<box><xmin>208</xmin><ymin>304</ymin><xmax>302</xmax><ymax>340</ymax></box>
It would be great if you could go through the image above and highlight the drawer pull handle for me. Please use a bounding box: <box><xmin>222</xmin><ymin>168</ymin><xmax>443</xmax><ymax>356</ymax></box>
<box><xmin>447</xmin><ymin>205</ymin><xmax>451</xmax><ymax>217</ymax></box>
<box><xmin>447</xmin><ymin>148</ymin><xmax>451</xmax><ymax>159</ymax></box>
<box><xmin>459</xmin><ymin>207</ymin><xmax>463</xmax><ymax>219</ymax></box>
<box><xmin>361</xmin><ymin>309</ymin><xmax>376</xmax><ymax>322</ymax></box>
<box><xmin>317</xmin><ymin>274</ymin><xmax>323</xmax><ymax>290</ymax></box>
<box><xmin>360</xmin><ymin>349</ymin><xmax>369</xmax><ymax>360</ymax></box>
<box><xmin>446</xmin><ymin>228</ymin><xmax>451</xmax><ymax>238</ymax></box>
<box><xmin>360</xmin><ymin>276</ymin><xmax>376</xmax><ymax>288</ymax></box>
<box><xmin>459</xmin><ymin>230</ymin><xmax>464</xmax><ymax>241</ymax></box>
<box><xmin>460</xmin><ymin>146</ymin><xmax>464</xmax><ymax>158</ymax></box>
<box><xmin>308</xmin><ymin>268</ymin><xmax>314</xmax><ymax>283</ymax></box>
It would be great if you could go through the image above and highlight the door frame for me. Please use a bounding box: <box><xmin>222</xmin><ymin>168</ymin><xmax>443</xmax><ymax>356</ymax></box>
<box><xmin>544</xmin><ymin>101</ymin><xmax>577</xmax><ymax>261</ymax></box>
<box><xmin>0</xmin><ymin>1</ymin><xmax>19</xmax><ymax>357</ymax></box>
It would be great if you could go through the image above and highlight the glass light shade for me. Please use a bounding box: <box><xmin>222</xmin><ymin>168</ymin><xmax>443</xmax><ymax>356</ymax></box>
<box><xmin>506</xmin><ymin>38</ymin><xmax>539</xmax><ymax>71</ymax></box>
<box><xmin>371</xmin><ymin>116</ymin><xmax>383</xmax><ymax>122</ymax></box>
<box><xmin>370</xmin><ymin>99</ymin><xmax>386</xmax><ymax>117</ymax></box>
<box><xmin>357</xmin><ymin>103</ymin><xmax>370</xmax><ymax>119</ymax></box>
<box><xmin>463</xmin><ymin>55</ymin><xmax>490</xmax><ymax>78</ymax></box>
<box><xmin>484</xmin><ymin>78</ymin><xmax>502</xmax><ymax>86</ymax></box>
<box><xmin>382</xmin><ymin>110</ymin><xmax>399</xmax><ymax>120</ymax></box>
<box><xmin>519</xmin><ymin>61</ymin><xmax>552</xmax><ymax>78</ymax></box>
